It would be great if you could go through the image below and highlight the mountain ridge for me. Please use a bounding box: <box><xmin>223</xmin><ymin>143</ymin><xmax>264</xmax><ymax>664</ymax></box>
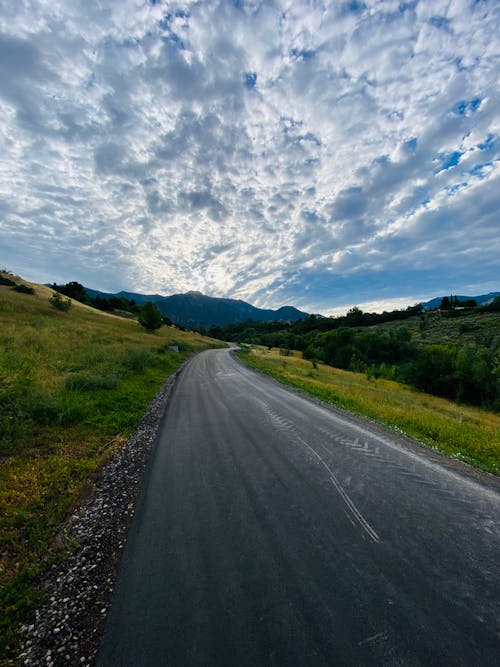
<box><xmin>83</xmin><ymin>287</ymin><xmax>309</xmax><ymax>328</ymax></box>
<box><xmin>81</xmin><ymin>286</ymin><xmax>499</xmax><ymax>327</ymax></box>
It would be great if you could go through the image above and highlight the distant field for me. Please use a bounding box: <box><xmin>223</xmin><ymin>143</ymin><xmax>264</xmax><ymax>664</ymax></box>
<box><xmin>0</xmin><ymin>272</ymin><xmax>221</xmax><ymax>661</ymax></box>
<box><xmin>239</xmin><ymin>346</ymin><xmax>500</xmax><ymax>476</ymax></box>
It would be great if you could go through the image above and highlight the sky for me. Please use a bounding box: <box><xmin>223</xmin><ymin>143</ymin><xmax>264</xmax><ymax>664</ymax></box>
<box><xmin>0</xmin><ymin>0</ymin><xmax>499</xmax><ymax>316</ymax></box>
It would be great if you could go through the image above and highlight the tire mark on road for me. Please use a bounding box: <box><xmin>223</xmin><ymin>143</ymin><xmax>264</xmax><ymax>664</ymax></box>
<box><xmin>255</xmin><ymin>400</ymin><xmax>381</xmax><ymax>544</ymax></box>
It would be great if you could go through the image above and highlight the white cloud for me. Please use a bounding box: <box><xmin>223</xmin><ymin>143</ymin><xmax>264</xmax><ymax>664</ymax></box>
<box><xmin>0</xmin><ymin>0</ymin><xmax>498</xmax><ymax>312</ymax></box>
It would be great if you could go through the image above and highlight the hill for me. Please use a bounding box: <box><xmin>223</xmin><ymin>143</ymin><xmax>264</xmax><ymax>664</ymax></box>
<box><xmin>84</xmin><ymin>287</ymin><xmax>309</xmax><ymax>328</ymax></box>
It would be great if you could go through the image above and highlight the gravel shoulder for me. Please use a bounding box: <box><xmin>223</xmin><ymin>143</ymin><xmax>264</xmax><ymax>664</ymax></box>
<box><xmin>18</xmin><ymin>361</ymin><xmax>189</xmax><ymax>667</ymax></box>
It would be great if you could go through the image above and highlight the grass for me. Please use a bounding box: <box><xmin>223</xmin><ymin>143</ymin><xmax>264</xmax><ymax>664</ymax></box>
<box><xmin>239</xmin><ymin>346</ymin><xmax>500</xmax><ymax>476</ymax></box>
<box><xmin>0</xmin><ymin>272</ymin><xmax>223</xmax><ymax>663</ymax></box>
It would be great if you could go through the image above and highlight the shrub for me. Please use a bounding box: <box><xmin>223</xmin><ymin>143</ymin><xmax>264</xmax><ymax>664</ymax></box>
<box><xmin>49</xmin><ymin>292</ymin><xmax>71</xmax><ymax>311</ymax></box>
<box><xmin>12</xmin><ymin>284</ymin><xmax>34</xmax><ymax>295</ymax></box>
<box><xmin>0</xmin><ymin>275</ymin><xmax>16</xmax><ymax>287</ymax></box>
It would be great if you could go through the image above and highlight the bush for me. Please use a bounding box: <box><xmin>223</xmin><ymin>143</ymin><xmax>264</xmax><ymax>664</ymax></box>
<box><xmin>0</xmin><ymin>275</ymin><xmax>16</xmax><ymax>287</ymax></box>
<box><xmin>138</xmin><ymin>301</ymin><xmax>162</xmax><ymax>331</ymax></box>
<box><xmin>49</xmin><ymin>292</ymin><xmax>71</xmax><ymax>311</ymax></box>
<box><xmin>12</xmin><ymin>284</ymin><xmax>34</xmax><ymax>295</ymax></box>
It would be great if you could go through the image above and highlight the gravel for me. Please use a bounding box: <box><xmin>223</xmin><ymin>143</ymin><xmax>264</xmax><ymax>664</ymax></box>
<box><xmin>18</xmin><ymin>361</ymin><xmax>188</xmax><ymax>667</ymax></box>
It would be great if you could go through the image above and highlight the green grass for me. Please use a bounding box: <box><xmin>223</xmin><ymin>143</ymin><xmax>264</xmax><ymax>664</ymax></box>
<box><xmin>0</xmin><ymin>272</ymin><xmax>223</xmax><ymax>663</ymax></box>
<box><xmin>239</xmin><ymin>346</ymin><xmax>500</xmax><ymax>476</ymax></box>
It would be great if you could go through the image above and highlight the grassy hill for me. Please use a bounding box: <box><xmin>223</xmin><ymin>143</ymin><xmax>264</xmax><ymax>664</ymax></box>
<box><xmin>368</xmin><ymin>309</ymin><xmax>500</xmax><ymax>348</ymax></box>
<box><xmin>0</xmin><ymin>271</ymin><xmax>222</xmax><ymax>661</ymax></box>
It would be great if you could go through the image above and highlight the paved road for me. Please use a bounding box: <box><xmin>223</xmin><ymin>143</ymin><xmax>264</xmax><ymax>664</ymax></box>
<box><xmin>98</xmin><ymin>349</ymin><xmax>500</xmax><ymax>666</ymax></box>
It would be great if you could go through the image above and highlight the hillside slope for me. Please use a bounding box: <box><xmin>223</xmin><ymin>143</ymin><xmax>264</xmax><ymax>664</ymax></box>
<box><xmin>0</xmin><ymin>271</ymin><xmax>221</xmax><ymax>661</ymax></box>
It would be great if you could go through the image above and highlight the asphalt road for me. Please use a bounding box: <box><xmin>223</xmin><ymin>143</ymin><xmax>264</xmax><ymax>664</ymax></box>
<box><xmin>97</xmin><ymin>348</ymin><xmax>500</xmax><ymax>666</ymax></box>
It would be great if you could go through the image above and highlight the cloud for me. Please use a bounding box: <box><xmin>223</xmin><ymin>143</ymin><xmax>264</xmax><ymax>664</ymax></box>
<box><xmin>0</xmin><ymin>0</ymin><xmax>498</xmax><ymax>313</ymax></box>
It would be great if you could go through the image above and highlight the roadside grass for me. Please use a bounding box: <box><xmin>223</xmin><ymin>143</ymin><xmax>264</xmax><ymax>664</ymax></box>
<box><xmin>0</xmin><ymin>273</ymin><xmax>222</xmax><ymax>662</ymax></box>
<box><xmin>238</xmin><ymin>346</ymin><xmax>500</xmax><ymax>476</ymax></box>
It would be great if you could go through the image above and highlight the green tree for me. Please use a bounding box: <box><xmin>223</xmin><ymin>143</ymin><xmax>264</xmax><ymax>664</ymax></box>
<box><xmin>407</xmin><ymin>344</ymin><xmax>458</xmax><ymax>398</ymax></box>
<box><xmin>138</xmin><ymin>301</ymin><xmax>162</xmax><ymax>331</ymax></box>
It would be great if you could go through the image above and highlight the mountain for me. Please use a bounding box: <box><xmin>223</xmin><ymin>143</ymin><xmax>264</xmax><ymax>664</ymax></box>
<box><xmin>83</xmin><ymin>287</ymin><xmax>165</xmax><ymax>306</ymax></box>
<box><xmin>84</xmin><ymin>287</ymin><xmax>309</xmax><ymax>328</ymax></box>
<box><xmin>421</xmin><ymin>292</ymin><xmax>500</xmax><ymax>310</ymax></box>
<box><xmin>152</xmin><ymin>291</ymin><xmax>309</xmax><ymax>328</ymax></box>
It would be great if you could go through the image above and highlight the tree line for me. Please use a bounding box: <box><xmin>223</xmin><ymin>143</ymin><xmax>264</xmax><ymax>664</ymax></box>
<box><xmin>210</xmin><ymin>299</ymin><xmax>500</xmax><ymax>412</ymax></box>
<box><xmin>51</xmin><ymin>281</ymin><xmax>141</xmax><ymax>315</ymax></box>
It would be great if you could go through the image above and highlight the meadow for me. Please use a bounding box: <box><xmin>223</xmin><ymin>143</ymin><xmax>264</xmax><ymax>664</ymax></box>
<box><xmin>239</xmin><ymin>346</ymin><xmax>500</xmax><ymax>476</ymax></box>
<box><xmin>0</xmin><ymin>272</ymin><xmax>221</xmax><ymax>661</ymax></box>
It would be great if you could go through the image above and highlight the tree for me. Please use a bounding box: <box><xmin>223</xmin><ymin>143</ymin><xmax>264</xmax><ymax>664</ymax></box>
<box><xmin>138</xmin><ymin>301</ymin><xmax>162</xmax><ymax>331</ymax></box>
<box><xmin>52</xmin><ymin>281</ymin><xmax>91</xmax><ymax>304</ymax></box>
<box><xmin>440</xmin><ymin>296</ymin><xmax>451</xmax><ymax>310</ymax></box>
<box><xmin>462</xmin><ymin>299</ymin><xmax>477</xmax><ymax>308</ymax></box>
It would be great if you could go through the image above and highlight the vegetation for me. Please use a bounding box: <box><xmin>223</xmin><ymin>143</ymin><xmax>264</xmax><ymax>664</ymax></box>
<box><xmin>0</xmin><ymin>272</ymin><xmax>222</xmax><ymax>661</ymax></box>
<box><xmin>50</xmin><ymin>281</ymin><xmax>140</xmax><ymax>316</ymax></box>
<box><xmin>11</xmin><ymin>284</ymin><xmax>34</xmax><ymax>295</ymax></box>
<box><xmin>0</xmin><ymin>276</ymin><xmax>15</xmax><ymax>288</ymax></box>
<box><xmin>213</xmin><ymin>304</ymin><xmax>500</xmax><ymax>412</ymax></box>
<box><xmin>238</xmin><ymin>346</ymin><xmax>500</xmax><ymax>475</ymax></box>
<box><xmin>48</xmin><ymin>291</ymin><xmax>71</xmax><ymax>311</ymax></box>
<box><xmin>138</xmin><ymin>301</ymin><xmax>163</xmax><ymax>331</ymax></box>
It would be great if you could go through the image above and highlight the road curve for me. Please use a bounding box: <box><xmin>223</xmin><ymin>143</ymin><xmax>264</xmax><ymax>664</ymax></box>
<box><xmin>97</xmin><ymin>348</ymin><xmax>500</xmax><ymax>666</ymax></box>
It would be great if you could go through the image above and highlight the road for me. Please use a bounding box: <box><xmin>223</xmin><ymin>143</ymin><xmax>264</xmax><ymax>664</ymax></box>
<box><xmin>97</xmin><ymin>348</ymin><xmax>500</xmax><ymax>666</ymax></box>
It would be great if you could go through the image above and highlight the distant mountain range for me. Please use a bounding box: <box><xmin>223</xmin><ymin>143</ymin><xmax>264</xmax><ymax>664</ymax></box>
<box><xmin>82</xmin><ymin>286</ymin><xmax>499</xmax><ymax>328</ymax></box>
<box><xmin>84</xmin><ymin>287</ymin><xmax>309</xmax><ymax>328</ymax></box>
<box><xmin>420</xmin><ymin>292</ymin><xmax>500</xmax><ymax>310</ymax></box>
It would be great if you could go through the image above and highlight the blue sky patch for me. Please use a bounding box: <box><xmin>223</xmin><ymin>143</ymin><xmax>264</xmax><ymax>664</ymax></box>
<box><xmin>245</xmin><ymin>72</ymin><xmax>257</xmax><ymax>88</ymax></box>
<box><xmin>478</xmin><ymin>134</ymin><xmax>497</xmax><ymax>151</ymax></box>
<box><xmin>455</xmin><ymin>98</ymin><xmax>481</xmax><ymax>115</ymax></box>
<box><xmin>436</xmin><ymin>151</ymin><xmax>462</xmax><ymax>172</ymax></box>
<box><xmin>290</xmin><ymin>48</ymin><xmax>315</xmax><ymax>61</ymax></box>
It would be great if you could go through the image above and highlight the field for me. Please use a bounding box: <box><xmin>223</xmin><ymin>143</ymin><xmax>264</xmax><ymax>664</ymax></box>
<box><xmin>239</xmin><ymin>346</ymin><xmax>500</xmax><ymax>476</ymax></box>
<box><xmin>0</xmin><ymin>272</ymin><xmax>222</xmax><ymax>660</ymax></box>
